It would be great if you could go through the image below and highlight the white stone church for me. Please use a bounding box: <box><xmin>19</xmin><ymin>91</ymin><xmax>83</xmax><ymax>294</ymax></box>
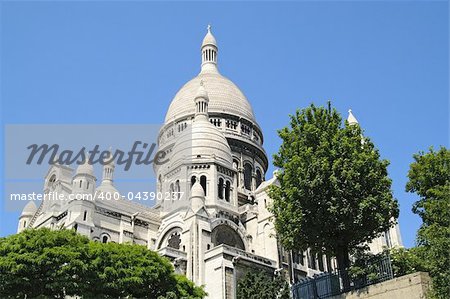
<box><xmin>17</xmin><ymin>27</ymin><xmax>402</xmax><ymax>298</ymax></box>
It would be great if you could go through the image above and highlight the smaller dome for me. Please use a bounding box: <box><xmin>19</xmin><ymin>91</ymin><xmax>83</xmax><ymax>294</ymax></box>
<box><xmin>171</xmin><ymin>82</ymin><xmax>232</xmax><ymax>167</ymax></box>
<box><xmin>202</xmin><ymin>25</ymin><xmax>217</xmax><ymax>48</ymax></box>
<box><xmin>170</xmin><ymin>118</ymin><xmax>233</xmax><ymax>168</ymax></box>
<box><xmin>191</xmin><ymin>181</ymin><xmax>205</xmax><ymax>198</ymax></box>
<box><xmin>21</xmin><ymin>201</ymin><xmax>37</xmax><ymax>217</ymax></box>
<box><xmin>76</xmin><ymin>158</ymin><xmax>94</xmax><ymax>177</ymax></box>
<box><xmin>96</xmin><ymin>181</ymin><xmax>120</xmax><ymax>197</ymax></box>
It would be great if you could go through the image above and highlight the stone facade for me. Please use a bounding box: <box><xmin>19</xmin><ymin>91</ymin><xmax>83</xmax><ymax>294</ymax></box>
<box><xmin>17</xmin><ymin>27</ymin><xmax>403</xmax><ymax>299</ymax></box>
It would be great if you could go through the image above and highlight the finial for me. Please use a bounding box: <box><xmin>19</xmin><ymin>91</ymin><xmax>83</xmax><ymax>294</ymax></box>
<box><xmin>83</xmin><ymin>151</ymin><xmax>91</xmax><ymax>165</ymax></box>
<box><xmin>195</xmin><ymin>80</ymin><xmax>208</xmax><ymax>101</ymax></box>
<box><xmin>207</xmin><ymin>24</ymin><xmax>211</xmax><ymax>32</ymax></box>
<box><xmin>348</xmin><ymin>109</ymin><xmax>352</xmax><ymax>113</ymax></box>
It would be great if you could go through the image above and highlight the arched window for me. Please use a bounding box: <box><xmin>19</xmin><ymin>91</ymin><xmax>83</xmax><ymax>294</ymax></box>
<box><xmin>79</xmin><ymin>180</ymin><xmax>82</xmax><ymax>188</ymax></box>
<box><xmin>218</xmin><ymin>178</ymin><xmax>224</xmax><ymax>199</ymax></box>
<box><xmin>168</xmin><ymin>232</ymin><xmax>181</xmax><ymax>250</ymax></box>
<box><xmin>244</xmin><ymin>163</ymin><xmax>252</xmax><ymax>190</ymax></box>
<box><xmin>200</xmin><ymin>175</ymin><xmax>207</xmax><ymax>196</ymax></box>
<box><xmin>175</xmin><ymin>180</ymin><xmax>181</xmax><ymax>200</ymax></box>
<box><xmin>309</xmin><ymin>251</ymin><xmax>317</xmax><ymax>270</ymax></box>
<box><xmin>256</xmin><ymin>169</ymin><xmax>263</xmax><ymax>188</ymax></box>
<box><xmin>211</xmin><ymin>225</ymin><xmax>245</xmax><ymax>250</ymax></box>
<box><xmin>102</xmin><ymin>236</ymin><xmax>108</xmax><ymax>243</ymax></box>
<box><xmin>83</xmin><ymin>210</ymin><xmax>87</xmax><ymax>221</ymax></box>
<box><xmin>73</xmin><ymin>224</ymin><xmax>78</xmax><ymax>231</ymax></box>
<box><xmin>191</xmin><ymin>176</ymin><xmax>197</xmax><ymax>187</ymax></box>
<box><xmin>87</xmin><ymin>182</ymin><xmax>89</xmax><ymax>190</ymax></box>
<box><xmin>225</xmin><ymin>181</ymin><xmax>231</xmax><ymax>202</ymax></box>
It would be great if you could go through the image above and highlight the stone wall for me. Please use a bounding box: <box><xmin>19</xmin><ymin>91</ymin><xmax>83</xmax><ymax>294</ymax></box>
<box><xmin>331</xmin><ymin>272</ymin><xmax>431</xmax><ymax>299</ymax></box>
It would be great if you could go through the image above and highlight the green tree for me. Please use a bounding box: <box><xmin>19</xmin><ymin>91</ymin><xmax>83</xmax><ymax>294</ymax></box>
<box><xmin>348</xmin><ymin>247</ymin><xmax>426</xmax><ymax>283</ymax></box>
<box><xmin>236</xmin><ymin>270</ymin><xmax>290</xmax><ymax>299</ymax></box>
<box><xmin>0</xmin><ymin>228</ymin><xmax>206</xmax><ymax>299</ymax></box>
<box><xmin>389</xmin><ymin>247</ymin><xmax>427</xmax><ymax>278</ymax></box>
<box><xmin>269</xmin><ymin>103</ymin><xmax>399</xmax><ymax>282</ymax></box>
<box><xmin>0</xmin><ymin>228</ymin><xmax>90</xmax><ymax>298</ymax></box>
<box><xmin>86</xmin><ymin>240</ymin><xmax>176</xmax><ymax>298</ymax></box>
<box><xmin>157</xmin><ymin>275</ymin><xmax>207</xmax><ymax>299</ymax></box>
<box><xmin>406</xmin><ymin>146</ymin><xmax>450</xmax><ymax>299</ymax></box>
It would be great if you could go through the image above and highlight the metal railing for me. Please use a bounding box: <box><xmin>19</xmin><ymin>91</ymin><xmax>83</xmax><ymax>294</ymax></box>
<box><xmin>292</xmin><ymin>254</ymin><xmax>393</xmax><ymax>299</ymax></box>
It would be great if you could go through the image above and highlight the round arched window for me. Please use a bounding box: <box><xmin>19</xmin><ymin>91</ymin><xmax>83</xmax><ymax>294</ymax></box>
<box><xmin>211</xmin><ymin>225</ymin><xmax>245</xmax><ymax>250</ymax></box>
<box><xmin>218</xmin><ymin>178</ymin><xmax>224</xmax><ymax>199</ymax></box>
<box><xmin>168</xmin><ymin>232</ymin><xmax>181</xmax><ymax>250</ymax></box>
<box><xmin>244</xmin><ymin>163</ymin><xmax>252</xmax><ymax>190</ymax></box>
<box><xmin>256</xmin><ymin>169</ymin><xmax>263</xmax><ymax>188</ymax></box>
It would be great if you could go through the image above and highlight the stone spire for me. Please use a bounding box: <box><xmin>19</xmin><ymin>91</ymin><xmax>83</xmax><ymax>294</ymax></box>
<box><xmin>201</xmin><ymin>25</ymin><xmax>218</xmax><ymax>73</ymax></box>
<box><xmin>76</xmin><ymin>153</ymin><xmax>94</xmax><ymax>176</ymax></box>
<box><xmin>101</xmin><ymin>147</ymin><xmax>115</xmax><ymax>183</ymax></box>
<box><xmin>73</xmin><ymin>152</ymin><xmax>96</xmax><ymax>195</ymax></box>
<box><xmin>194</xmin><ymin>81</ymin><xmax>209</xmax><ymax>119</ymax></box>
<box><xmin>190</xmin><ymin>180</ymin><xmax>205</xmax><ymax>212</ymax></box>
<box><xmin>96</xmin><ymin>147</ymin><xmax>120</xmax><ymax>198</ymax></box>
<box><xmin>347</xmin><ymin>109</ymin><xmax>359</xmax><ymax>126</ymax></box>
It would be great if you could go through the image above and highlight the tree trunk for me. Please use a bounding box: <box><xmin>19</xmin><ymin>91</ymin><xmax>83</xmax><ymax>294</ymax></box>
<box><xmin>336</xmin><ymin>246</ymin><xmax>351</xmax><ymax>292</ymax></box>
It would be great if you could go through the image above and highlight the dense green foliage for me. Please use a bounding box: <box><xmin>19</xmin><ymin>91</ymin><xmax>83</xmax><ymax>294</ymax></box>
<box><xmin>0</xmin><ymin>228</ymin><xmax>206</xmax><ymax>299</ymax></box>
<box><xmin>406</xmin><ymin>147</ymin><xmax>450</xmax><ymax>299</ymax></box>
<box><xmin>269</xmin><ymin>103</ymin><xmax>399</xmax><ymax>273</ymax></box>
<box><xmin>389</xmin><ymin>247</ymin><xmax>427</xmax><ymax>278</ymax></box>
<box><xmin>0</xmin><ymin>227</ymin><xmax>90</xmax><ymax>298</ymax></box>
<box><xmin>236</xmin><ymin>270</ymin><xmax>290</xmax><ymax>299</ymax></box>
<box><xmin>348</xmin><ymin>247</ymin><xmax>426</xmax><ymax>283</ymax></box>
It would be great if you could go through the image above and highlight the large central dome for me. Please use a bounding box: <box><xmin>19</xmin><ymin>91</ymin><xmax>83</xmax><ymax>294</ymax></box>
<box><xmin>165</xmin><ymin>72</ymin><xmax>255</xmax><ymax>123</ymax></box>
<box><xmin>164</xmin><ymin>26</ymin><xmax>256</xmax><ymax>123</ymax></box>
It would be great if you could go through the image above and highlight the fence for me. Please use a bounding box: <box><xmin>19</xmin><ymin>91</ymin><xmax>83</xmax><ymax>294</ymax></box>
<box><xmin>292</xmin><ymin>254</ymin><xmax>393</xmax><ymax>299</ymax></box>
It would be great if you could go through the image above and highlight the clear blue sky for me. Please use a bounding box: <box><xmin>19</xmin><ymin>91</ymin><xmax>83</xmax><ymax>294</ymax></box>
<box><xmin>1</xmin><ymin>1</ymin><xmax>448</xmax><ymax>248</ymax></box>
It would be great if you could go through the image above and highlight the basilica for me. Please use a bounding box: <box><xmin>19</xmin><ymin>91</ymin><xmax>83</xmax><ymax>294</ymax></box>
<box><xmin>17</xmin><ymin>27</ymin><xmax>402</xmax><ymax>299</ymax></box>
